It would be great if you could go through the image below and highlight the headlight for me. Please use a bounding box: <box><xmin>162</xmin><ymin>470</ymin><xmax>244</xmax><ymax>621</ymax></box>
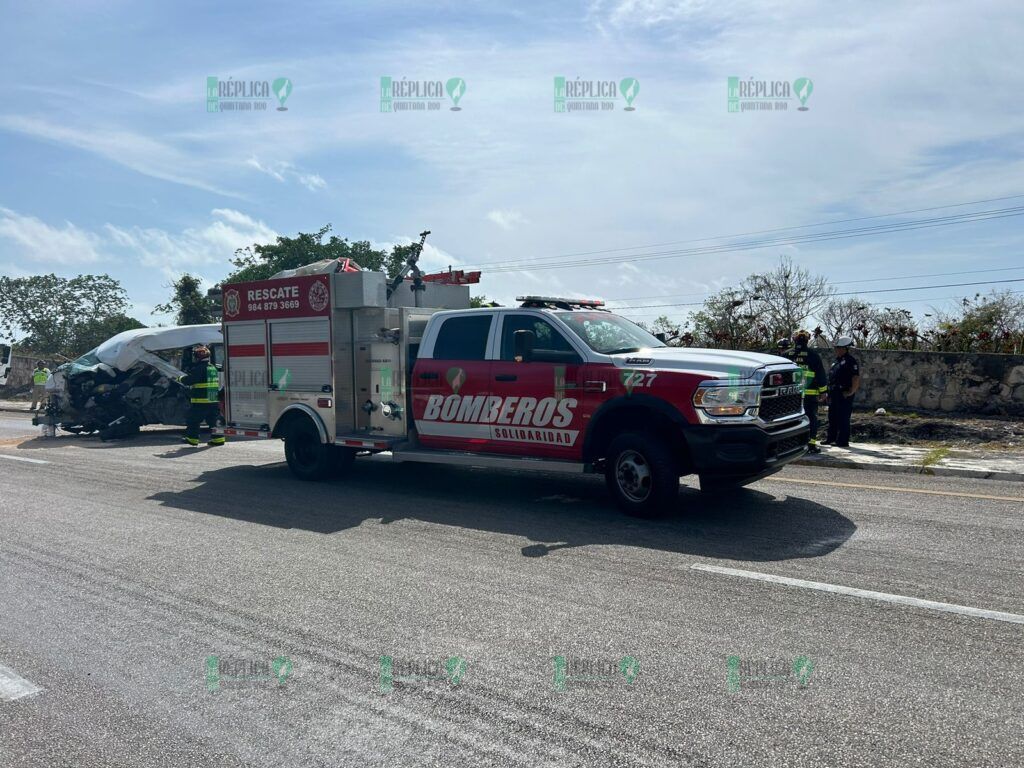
<box><xmin>693</xmin><ymin>384</ymin><xmax>761</xmax><ymax>417</ymax></box>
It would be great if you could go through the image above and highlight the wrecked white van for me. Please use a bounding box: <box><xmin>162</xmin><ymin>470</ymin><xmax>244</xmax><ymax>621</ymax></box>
<box><xmin>38</xmin><ymin>325</ymin><xmax>223</xmax><ymax>439</ymax></box>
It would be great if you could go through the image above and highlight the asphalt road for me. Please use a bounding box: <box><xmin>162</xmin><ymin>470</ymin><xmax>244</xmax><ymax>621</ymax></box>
<box><xmin>1</xmin><ymin>412</ymin><xmax>1022</xmax><ymax>767</ymax></box>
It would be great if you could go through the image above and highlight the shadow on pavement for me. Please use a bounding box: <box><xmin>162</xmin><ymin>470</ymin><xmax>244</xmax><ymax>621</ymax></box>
<box><xmin>146</xmin><ymin>458</ymin><xmax>855</xmax><ymax>562</ymax></box>
<box><xmin>15</xmin><ymin>428</ymin><xmax>194</xmax><ymax>451</ymax></box>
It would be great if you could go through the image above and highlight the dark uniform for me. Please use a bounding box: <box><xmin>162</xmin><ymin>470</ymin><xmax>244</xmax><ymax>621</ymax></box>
<box><xmin>181</xmin><ymin>360</ymin><xmax>224</xmax><ymax>446</ymax></box>
<box><xmin>788</xmin><ymin>344</ymin><xmax>828</xmax><ymax>446</ymax></box>
<box><xmin>826</xmin><ymin>352</ymin><xmax>860</xmax><ymax>446</ymax></box>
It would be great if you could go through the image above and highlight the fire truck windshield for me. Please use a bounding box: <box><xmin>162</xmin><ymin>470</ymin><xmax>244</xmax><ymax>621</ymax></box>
<box><xmin>556</xmin><ymin>311</ymin><xmax>667</xmax><ymax>355</ymax></box>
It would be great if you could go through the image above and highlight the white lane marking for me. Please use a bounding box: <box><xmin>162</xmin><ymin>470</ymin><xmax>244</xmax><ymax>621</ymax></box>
<box><xmin>0</xmin><ymin>454</ymin><xmax>49</xmax><ymax>465</ymax></box>
<box><xmin>0</xmin><ymin>664</ymin><xmax>43</xmax><ymax>701</ymax></box>
<box><xmin>691</xmin><ymin>564</ymin><xmax>1024</xmax><ymax>625</ymax></box>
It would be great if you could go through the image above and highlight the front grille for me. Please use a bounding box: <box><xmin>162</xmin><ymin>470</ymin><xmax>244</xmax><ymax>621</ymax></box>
<box><xmin>759</xmin><ymin>393</ymin><xmax>803</xmax><ymax>422</ymax></box>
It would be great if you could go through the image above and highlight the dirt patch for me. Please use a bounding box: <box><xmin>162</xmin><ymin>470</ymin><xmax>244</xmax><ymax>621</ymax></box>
<box><xmin>849</xmin><ymin>410</ymin><xmax>1024</xmax><ymax>448</ymax></box>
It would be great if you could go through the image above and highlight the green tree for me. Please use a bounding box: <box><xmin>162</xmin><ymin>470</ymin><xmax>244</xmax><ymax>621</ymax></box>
<box><xmin>0</xmin><ymin>273</ymin><xmax>133</xmax><ymax>357</ymax></box>
<box><xmin>226</xmin><ymin>224</ymin><xmax>408</xmax><ymax>284</ymax></box>
<box><xmin>924</xmin><ymin>291</ymin><xmax>1024</xmax><ymax>353</ymax></box>
<box><xmin>153</xmin><ymin>274</ymin><xmax>216</xmax><ymax>325</ymax></box>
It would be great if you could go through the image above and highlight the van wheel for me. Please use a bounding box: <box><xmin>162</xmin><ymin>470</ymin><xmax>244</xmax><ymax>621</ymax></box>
<box><xmin>605</xmin><ymin>432</ymin><xmax>679</xmax><ymax>518</ymax></box>
<box><xmin>284</xmin><ymin>419</ymin><xmax>333</xmax><ymax>481</ymax></box>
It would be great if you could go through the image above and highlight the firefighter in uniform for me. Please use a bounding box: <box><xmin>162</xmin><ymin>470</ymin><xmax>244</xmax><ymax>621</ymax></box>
<box><xmin>181</xmin><ymin>345</ymin><xmax>224</xmax><ymax>447</ymax></box>
<box><xmin>824</xmin><ymin>336</ymin><xmax>860</xmax><ymax>447</ymax></box>
<box><xmin>787</xmin><ymin>330</ymin><xmax>828</xmax><ymax>453</ymax></box>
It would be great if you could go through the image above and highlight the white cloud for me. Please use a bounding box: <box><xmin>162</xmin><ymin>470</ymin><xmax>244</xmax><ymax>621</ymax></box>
<box><xmin>245</xmin><ymin>156</ymin><xmax>286</xmax><ymax>182</ymax></box>
<box><xmin>104</xmin><ymin>208</ymin><xmax>277</xmax><ymax>272</ymax></box>
<box><xmin>298</xmin><ymin>173</ymin><xmax>327</xmax><ymax>191</ymax></box>
<box><xmin>0</xmin><ymin>206</ymin><xmax>106</xmax><ymax>264</ymax></box>
<box><xmin>0</xmin><ymin>115</ymin><xmax>240</xmax><ymax>197</ymax></box>
<box><xmin>486</xmin><ymin>209</ymin><xmax>527</xmax><ymax>230</ymax></box>
<box><xmin>370</xmin><ymin>236</ymin><xmax>462</xmax><ymax>274</ymax></box>
<box><xmin>246</xmin><ymin>155</ymin><xmax>327</xmax><ymax>192</ymax></box>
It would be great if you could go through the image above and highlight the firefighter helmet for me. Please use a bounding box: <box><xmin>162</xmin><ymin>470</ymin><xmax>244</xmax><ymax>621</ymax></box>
<box><xmin>776</xmin><ymin>338</ymin><xmax>791</xmax><ymax>350</ymax></box>
<box><xmin>193</xmin><ymin>345</ymin><xmax>211</xmax><ymax>360</ymax></box>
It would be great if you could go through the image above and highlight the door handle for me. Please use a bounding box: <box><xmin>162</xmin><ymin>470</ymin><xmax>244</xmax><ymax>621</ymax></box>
<box><xmin>419</xmin><ymin>372</ymin><xmax>439</xmax><ymax>380</ymax></box>
<box><xmin>495</xmin><ymin>374</ymin><xmax>517</xmax><ymax>382</ymax></box>
<box><xmin>584</xmin><ymin>381</ymin><xmax>607</xmax><ymax>393</ymax></box>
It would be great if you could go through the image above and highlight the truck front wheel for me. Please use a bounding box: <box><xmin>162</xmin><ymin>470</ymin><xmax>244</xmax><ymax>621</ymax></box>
<box><xmin>284</xmin><ymin>418</ymin><xmax>334</xmax><ymax>481</ymax></box>
<box><xmin>605</xmin><ymin>432</ymin><xmax>680</xmax><ymax>518</ymax></box>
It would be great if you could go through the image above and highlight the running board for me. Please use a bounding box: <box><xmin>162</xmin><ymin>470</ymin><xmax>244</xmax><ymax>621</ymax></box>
<box><xmin>388</xmin><ymin>448</ymin><xmax>587</xmax><ymax>474</ymax></box>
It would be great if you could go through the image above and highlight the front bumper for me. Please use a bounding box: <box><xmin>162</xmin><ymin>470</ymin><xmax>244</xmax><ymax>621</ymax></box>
<box><xmin>682</xmin><ymin>416</ymin><xmax>809</xmax><ymax>479</ymax></box>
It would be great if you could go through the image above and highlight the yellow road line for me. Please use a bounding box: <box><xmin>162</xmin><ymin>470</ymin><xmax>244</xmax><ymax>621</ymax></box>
<box><xmin>767</xmin><ymin>476</ymin><xmax>1023</xmax><ymax>503</ymax></box>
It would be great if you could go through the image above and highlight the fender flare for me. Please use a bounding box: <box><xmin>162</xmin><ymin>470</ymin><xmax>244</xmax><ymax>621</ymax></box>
<box><xmin>582</xmin><ymin>394</ymin><xmax>690</xmax><ymax>462</ymax></box>
<box><xmin>273</xmin><ymin>403</ymin><xmax>329</xmax><ymax>443</ymax></box>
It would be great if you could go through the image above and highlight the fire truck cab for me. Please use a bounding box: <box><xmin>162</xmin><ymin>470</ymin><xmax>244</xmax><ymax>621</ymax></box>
<box><xmin>218</xmin><ymin>269</ymin><xmax>809</xmax><ymax>517</ymax></box>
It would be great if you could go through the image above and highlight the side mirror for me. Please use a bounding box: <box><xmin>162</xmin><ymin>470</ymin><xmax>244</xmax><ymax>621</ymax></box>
<box><xmin>513</xmin><ymin>330</ymin><xmax>535</xmax><ymax>362</ymax></box>
<box><xmin>654</xmin><ymin>332</ymin><xmax>667</xmax><ymax>343</ymax></box>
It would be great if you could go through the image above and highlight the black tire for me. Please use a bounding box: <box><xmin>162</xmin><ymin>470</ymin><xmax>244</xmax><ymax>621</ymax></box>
<box><xmin>332</xmin><ymin>446</ymin><xmax>357</xmax><ymax>476</ymax></box>
<box><xmin>284</xmin><ymin>418</ymin><xmax>334</xmax><ymax>481</ymax></box>
<box><xmin>604</xmin><ymin>432</ymin><xmax>680</xmax><ymax>518</ymax></box>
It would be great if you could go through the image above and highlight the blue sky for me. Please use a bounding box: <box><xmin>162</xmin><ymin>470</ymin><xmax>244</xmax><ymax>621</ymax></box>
<box><xmin>1</xmin><ymin>0</ymin><xmax>1023</xmax><ymax>329</ymax></box>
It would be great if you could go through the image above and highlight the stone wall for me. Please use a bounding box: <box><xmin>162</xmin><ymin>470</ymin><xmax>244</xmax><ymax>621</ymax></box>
<box><xmin>841</xmin><ymin>349</ymin><xmax>1024</xmax><ymax>416</ymax></box>
<box><xmin>0</xmin><ymin>354</ymin><xmax>61</xmax><ymax>396</ymax></box>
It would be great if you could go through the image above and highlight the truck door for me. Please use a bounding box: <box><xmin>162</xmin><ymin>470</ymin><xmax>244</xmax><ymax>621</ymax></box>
<box><xmin>412</xmin><ymin>313</ymin><xmax>493</xmax><ymax>452</ymax></box>
<box><xmin>489</xmin><ymin>313</ymin><xmax>587</xmax><ymax>460</ymax></box>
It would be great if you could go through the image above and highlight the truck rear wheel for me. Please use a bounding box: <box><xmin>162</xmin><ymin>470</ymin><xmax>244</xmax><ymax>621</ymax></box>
<box><xmin>284</xmin><ymin>419</ymin><xmax>334</xmax><ymax>481</ymax></box>
<box><xmin>605</xmin><ymin>432</ymin><xmax>679</xmax><ymax>518</ymax></box>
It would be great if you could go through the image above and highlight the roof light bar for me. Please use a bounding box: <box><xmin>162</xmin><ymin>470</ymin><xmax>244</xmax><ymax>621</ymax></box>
<box><xmin>517</xmin><ymin>296</ymin><xmax>606</xmax><ymax>309</ymax></box>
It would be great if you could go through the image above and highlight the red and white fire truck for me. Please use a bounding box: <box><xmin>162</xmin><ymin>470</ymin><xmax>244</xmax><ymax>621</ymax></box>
<box><xmin>216</xmin><ymin>250</ymin><xmax>808</xmax><ymax>517</ymax></box>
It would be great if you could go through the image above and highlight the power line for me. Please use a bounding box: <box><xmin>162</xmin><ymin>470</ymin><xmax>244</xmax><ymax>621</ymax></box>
<box><xmin>467</xmin><ymin>193</ymin><xmax>1024</xmax><ymax>270</ymax></box>
<box><xmin>603</xmin><ymin>265</ymin><xmax>1024</xmax><ymax>306</ymax></box>
<box><xmin>612</xmin><ymin>277</ymin><xmax>1024</xmax><ymax>312</ymax></box>
<box><xmin>476</xmin><ymin>206</ymin><xmax>1024</xmax><ymax>274</ymax></box>
<box><xmin>617</xmin><ymin>290</ymin><xmax>1024</xmax><ymax>319</ymax></box>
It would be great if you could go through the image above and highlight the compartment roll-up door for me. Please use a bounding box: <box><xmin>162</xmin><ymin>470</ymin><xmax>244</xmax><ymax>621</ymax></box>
<box><xmin>269</xmin><ymin>318</ymin><xmax>332</xmax><ymax>392</ymax></box>
<box><xmin>225</xmin><ymin>321</ymin><xmax>268</xmax><ymax>425</ymax></box>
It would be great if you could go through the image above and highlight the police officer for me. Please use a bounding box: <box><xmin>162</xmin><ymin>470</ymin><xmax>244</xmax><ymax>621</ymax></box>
<box><xmin>181</xmin><ymin>345</ymin><xmax>225</xmax><ymax>447</ymax></box>
<box><xmin>788</xmin><ymin>330</ymin><xmax>828</xmax><ymax>453</ymax></box>
<box><xmin>824</xmin><ymin>336</ymin><xmax>860</xmax><ymax>448</ymax></box>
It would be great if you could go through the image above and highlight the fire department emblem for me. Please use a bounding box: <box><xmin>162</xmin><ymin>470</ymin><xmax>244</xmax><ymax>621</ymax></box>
<box><xmin>308</xmin><ymin>280</ymin><xmax>329</xmax><ymax>312</ymax></box>
<box><xmin>446</xmin><ymin>367</ymin><xmax>466</xmax><ymax>394</ymax></box>
<box><xmin>224</xmin><ymin>289</ymin><xmax>240</xmax><ymax>318</ymax></box>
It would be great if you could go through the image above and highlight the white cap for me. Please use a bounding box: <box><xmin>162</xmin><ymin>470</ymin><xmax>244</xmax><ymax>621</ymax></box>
<box><xmin>835</xmin><ymin>336</ymin><xmax>855</xmax><ymax>348</ymax></box>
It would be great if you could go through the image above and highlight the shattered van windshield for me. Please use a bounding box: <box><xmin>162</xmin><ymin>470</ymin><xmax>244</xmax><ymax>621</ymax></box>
<box><xmin>64</xmin><ymin>350</ymin><xmax>103</xmax><ymax>375</ymax></box>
